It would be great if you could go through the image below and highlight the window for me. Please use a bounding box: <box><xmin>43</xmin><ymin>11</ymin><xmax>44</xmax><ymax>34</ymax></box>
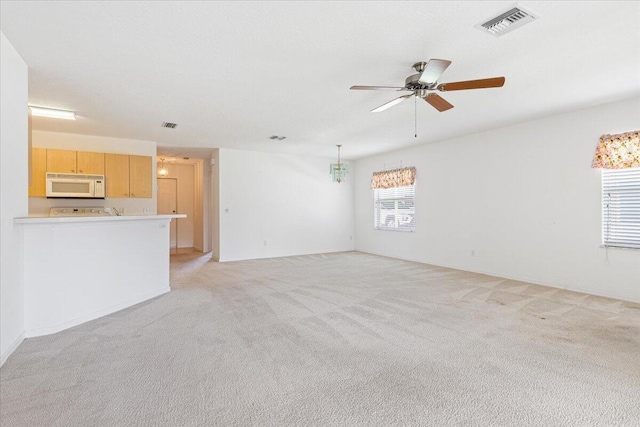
<box><xmin>374</xmin><ymin>185</ymin><xmax>415</xmax><ymax>231</ymax></box>
<box><xmin>602</xmin><ymin>167</ymin><xmax>640</xmax><ymax>249</ymax></box>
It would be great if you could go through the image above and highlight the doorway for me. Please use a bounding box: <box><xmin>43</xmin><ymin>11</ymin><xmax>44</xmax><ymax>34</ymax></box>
<box><xmin>157</xmin><ymin>178</ymin><xmax>178</xmax><ymax>253</ymax></box>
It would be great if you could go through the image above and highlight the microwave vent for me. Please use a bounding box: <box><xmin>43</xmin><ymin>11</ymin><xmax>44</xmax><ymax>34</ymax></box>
<box><xmin>46</xmin><ymin>173</ymin><xmax>104</xmax><ymax>180</ymax></box>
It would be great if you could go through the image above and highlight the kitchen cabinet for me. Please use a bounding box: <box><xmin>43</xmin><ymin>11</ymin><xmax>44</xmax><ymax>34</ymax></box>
<box><xmin>105</xmin><ymin>153</ymin><xmax>130</xmax><ymax>198</ymax></box>
<box><xmin>47</xmin><ymin>149</ymin><xmax>104</xmax><ymax>175</ymax></box>
<box><xmin>129</xmin><ymin>155</ymin><xmax>152</xmax><ymax>198</ymax></box>
<box><xmin>77</xmin><ymin>151</ymin><xmax>105</xmax><ymax>174</ymax></box>
<box><xmin>29</xmin><ymin>149</ymin><xmax>152</xmax><ymax>199</ymax></box>
<box><xmin>47</xmin><ymin>149</ymin><xmax>77</xmax><ymax>173</ymax></box>
<box><xmin>28</xmin><ymin>148</ymin><xmax>47</xmax><ymax>197</ymax></box>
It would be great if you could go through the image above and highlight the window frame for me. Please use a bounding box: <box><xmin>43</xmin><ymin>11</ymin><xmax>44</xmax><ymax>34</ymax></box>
<box><xmin>373</xmin><ymin>183</ymin><xmax>416</xmax><ymax>232</ymax></box>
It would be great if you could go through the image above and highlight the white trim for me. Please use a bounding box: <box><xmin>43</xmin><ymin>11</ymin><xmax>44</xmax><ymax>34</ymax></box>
<box><xmin>218</xmin><ymin>249</ymin><xmax>353</xmax><ymax>263</ymax></box>
<box><xmin>25</xmin><ymin>287</ymin><xmax>170</xmax><ymax>338</ymax></box>
<box><xmin>600</xmin><ymin>245</ymin><xmax>640</xmax><ymax>252</ymax></box>
<box><xmin>14</xmin><ymin>214</ymin><xmax>184</xmax><ymax>225</ymax></box>
<box><xmin>0</xmin><ymin>332</ymin><xmax>25</xmax><ymax>367</ymax></box>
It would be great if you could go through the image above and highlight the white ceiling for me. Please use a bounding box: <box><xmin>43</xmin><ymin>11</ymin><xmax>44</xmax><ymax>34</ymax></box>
<box><xmin>1</xmin><ymin>1</ymin><xmax>639</xmax><ymax>160</ymax></box>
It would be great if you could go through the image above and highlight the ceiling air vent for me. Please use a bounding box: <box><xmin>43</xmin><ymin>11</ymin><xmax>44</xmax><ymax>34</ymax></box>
<box><xmin>478</xmin><ymin>6</ymin><xmax>538</xmax><ymax>36</ymax></box>
<box><xmin>161</xmin><ymin>122</ymin><xmax>178</xmax><ymax>129</ymax></box>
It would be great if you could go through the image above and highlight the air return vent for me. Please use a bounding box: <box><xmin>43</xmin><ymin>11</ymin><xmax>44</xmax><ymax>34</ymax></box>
<box><xmin>478</xmin><ymin>6</ymin><xmax>537</xmax><ymax>36</ymax></box>
<box><xmin>161</xmin><ymin>122</ymin><xmax>178</xmax><ymax>129</ymax></box>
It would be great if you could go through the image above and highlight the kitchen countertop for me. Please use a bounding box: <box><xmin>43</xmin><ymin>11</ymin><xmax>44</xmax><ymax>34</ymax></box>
<box><xmin>14</xmin><ymin>214</ymin><xmax>186</xmax><ymax>224</ymax></box>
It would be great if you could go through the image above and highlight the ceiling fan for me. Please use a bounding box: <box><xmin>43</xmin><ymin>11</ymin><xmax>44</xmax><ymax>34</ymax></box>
<box><xmin>350</xmin><ymin>59</ymin><xmax>505</xmax><ymax>113</ymax></box>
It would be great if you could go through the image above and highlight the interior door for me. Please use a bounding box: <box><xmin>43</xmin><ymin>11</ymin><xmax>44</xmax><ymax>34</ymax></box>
<box><xmin>157</xmin><ymin>178</ymin><xmax>178</xmax><ymax>253</ymax></box>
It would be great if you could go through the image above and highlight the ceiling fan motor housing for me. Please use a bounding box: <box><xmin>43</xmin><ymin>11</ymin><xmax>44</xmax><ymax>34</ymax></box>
<box><xmin>405</xmin><ymin>74</ymin><xmax>435</xmax><ymax>92</ymax></box>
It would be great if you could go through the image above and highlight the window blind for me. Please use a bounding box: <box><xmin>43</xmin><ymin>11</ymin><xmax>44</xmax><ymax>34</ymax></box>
<box><xmin>374</xmin><ymin>184</ymin><xmax>415</xmax><ymax>232</ymax></box>
<box><xmin>602</xmin><ymin>167</ymin><xmax>640</xmax><ymax>249</ymax></box>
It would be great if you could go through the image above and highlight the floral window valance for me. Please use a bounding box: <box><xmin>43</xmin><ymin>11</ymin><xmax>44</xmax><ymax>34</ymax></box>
<box><xmin>371</xmin><ymin>167</ymin><xmax>416</xmax><ymax>189</ymax></box>
<box><xmin>591</xmin><ymin>130</ymin><xmax>640</xmax><ymax>169</ymax></box>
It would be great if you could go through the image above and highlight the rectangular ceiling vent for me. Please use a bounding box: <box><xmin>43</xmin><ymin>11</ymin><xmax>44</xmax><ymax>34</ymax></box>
<box><xmin>161</xmin><ymin>122</ymin><xmax>178</xmax><ymax>129</ymax></box>
<box><xmin>478</xmin><ymin>6</ymin><xmax>538</xmax><ymax>36</ymax></box>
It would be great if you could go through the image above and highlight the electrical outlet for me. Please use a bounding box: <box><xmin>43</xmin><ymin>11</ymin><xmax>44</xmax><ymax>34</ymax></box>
<box><xmin>471</xmin><ymin>250</ymin><xmax>475</xmax><ymax>257</ymax></box>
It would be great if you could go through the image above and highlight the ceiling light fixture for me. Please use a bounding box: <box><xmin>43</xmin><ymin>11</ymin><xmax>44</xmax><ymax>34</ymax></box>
<box><xmin>29</xmin><ymin>106</ymin><xmax>76</xmax><ymax>120</ymax></box>
<box><xmin>330</xmin><ymin>145</ymin><xmax>349</xmax><ymax>183</ymax></box>
<box><xmin>158</xmin><ymin>158</ymin><xmax>168</xmax><ymax>177</ymax></box>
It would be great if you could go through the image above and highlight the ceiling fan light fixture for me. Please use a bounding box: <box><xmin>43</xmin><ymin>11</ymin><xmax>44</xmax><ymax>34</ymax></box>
<box><xmin>352</xmin><ymin>60</ymin><xmax>505</xmax><ymax>117</ymax></box>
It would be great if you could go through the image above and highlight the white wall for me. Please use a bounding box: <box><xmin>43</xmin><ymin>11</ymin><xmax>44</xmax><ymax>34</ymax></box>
<box><xmin>354</xmin><ymin>97</ymin><xmax>640</xmax><ymax>303</ymax></box>
<box><xmin>20</xmin><ymin>217</ymin><xmax>171</xmax><ymax>337</ymax></box>
<box><xmin>218</xmin><ymin>148</ymin><xmax>354</xmax><ymax>262</ymax></box>
<box><xmin>30</xmin><ymin>130</ymin><xmax>157</xmax><ymax>216</ymax></box>
<box><xmin>193</xmin><ymin>159</ymin><xmax>211</xmax><ymax>253</ymax></box>
<box><xmin>0</xmin><ymin>33</ymin><xmax>28</xmax><ymax>365</ymax></box>
<box><xmin>211</xmin><ymin>150</ymin><xmax>220</xmax><ymax>260</ymax></box>
<box><xmin>193</xmin><ymin>160</ymin><xmax>204</xmax><ymax>251</ymax></box>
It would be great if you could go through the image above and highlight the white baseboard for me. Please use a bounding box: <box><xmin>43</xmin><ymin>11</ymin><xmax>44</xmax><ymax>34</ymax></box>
<box><xmin>218</xmin><ymin>249</ymin><xmax>353</xmax><ymax>263</ymax></box>
<box><xmin>25</xmin><ymin>287</ymin><xmax>171</xmax><ymax>338</ymax></box>
<box><xmin>1</xmin><ymin>331</ymin><xmax>25</xmax><ymax>367</ymax></box>
<box><xmin>356</xmin><ymin>250</ymin><xmax>640</xmax><ymax>304</ymax></box>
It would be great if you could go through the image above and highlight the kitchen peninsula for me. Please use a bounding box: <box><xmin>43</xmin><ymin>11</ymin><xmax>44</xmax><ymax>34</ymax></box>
<box><xmin>14</xmin><ymin>213</ymin><xmax>185</xmax><ymax>337</ymax></box>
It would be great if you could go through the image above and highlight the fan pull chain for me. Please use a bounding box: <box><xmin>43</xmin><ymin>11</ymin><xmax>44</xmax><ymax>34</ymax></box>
<box><xmin>414</xmin><ymin>95</ymin><xmax>417</xmax><ymax>138</ymax></box>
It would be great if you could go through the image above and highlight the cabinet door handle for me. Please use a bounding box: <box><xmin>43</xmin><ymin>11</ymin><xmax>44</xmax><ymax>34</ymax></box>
<box><xmin>131</xmin><ymin>193</ymin><xmax>135</xmax><ymax>197</ymax></box>
<box><xmin>78</xmin><ymin>169</ymin><xmax>83</xmax><ymax>173</ymax></box>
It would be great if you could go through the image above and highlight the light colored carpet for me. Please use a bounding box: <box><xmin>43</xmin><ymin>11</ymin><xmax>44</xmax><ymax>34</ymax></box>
<box><xmin>1</xmin><ymin>251</ymin><xmax>639</xmax><ymax>426</ymax></box>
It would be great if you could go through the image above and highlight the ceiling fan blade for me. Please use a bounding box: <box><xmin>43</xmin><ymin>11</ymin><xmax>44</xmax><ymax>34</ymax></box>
<box><xmin>437</xmin><ymin>77</ymin><xmax>505</xmax><ymax>91</ymax></box>
<box><xmin>418</xmin><ymin>59</ymin><xmax>452</xmax><ymax>85</ymax></box>
<box><xmin>350</xmin><ymin>85</ymin><xmax>407</xmax><ymax>91</ymax></box>
<box><xmin>424</xmin><ymin>93</ymin><xmax>454</xmax><ymax>112</ymax></box>
<box><xmin>371</xmin><ymin>94</ymin><xmax>413</xmax><ymax>113</ymax></box>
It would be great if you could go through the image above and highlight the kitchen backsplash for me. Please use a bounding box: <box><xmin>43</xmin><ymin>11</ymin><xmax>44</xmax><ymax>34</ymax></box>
<box><xmin>29</xmin><ymin>196</ymin><xmax>156</xmax><ymax>217</ymax></box>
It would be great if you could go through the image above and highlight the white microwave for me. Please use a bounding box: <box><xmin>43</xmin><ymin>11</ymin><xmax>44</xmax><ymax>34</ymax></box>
<box><xmin>46</xmin><ymin>173</ymin><xmax>105</xmax><ymax>199</ymax></box>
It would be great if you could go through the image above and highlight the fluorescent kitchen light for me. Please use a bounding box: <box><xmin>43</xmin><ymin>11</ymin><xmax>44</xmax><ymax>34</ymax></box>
<box><xmin>29</xmin><ymin>106</ymin><xmax>76</xmax><ymax>120</ymax></box>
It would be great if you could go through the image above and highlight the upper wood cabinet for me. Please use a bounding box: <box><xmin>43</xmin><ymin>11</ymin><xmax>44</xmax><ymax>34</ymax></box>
<box><xmin>105</xmin><ymin>154</ymin><xmax>130</xmax><ymax>198</ymax></box>
<box><xmin>77</xmin><ymin>151</ymin><xmax>105</xmax><ymax>175</ymax></box>
<box><xmin>28</xmin><ymin>148</ymin><xmax>47</xmax><ymax>197</ymax></box>
<box><xmin>30</xmin><ymin>149</ymin><xmax>152</xmax><ymax>199</ymax></box>
<box><xmin>47</xmin><ymin>149</ymin><xmax>77</xmax><ymax>173</ymax></box>
<box><xmin>129</xmin><ymin>155</ymin><xmax>152</xmax><ymax>198</ymax></box>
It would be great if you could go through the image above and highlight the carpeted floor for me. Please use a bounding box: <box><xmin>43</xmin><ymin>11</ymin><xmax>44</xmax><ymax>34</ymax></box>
<box><xmin>1</xmin><ymin>251</ymin><xmax>639</xmax><ymax>426</ymax></box>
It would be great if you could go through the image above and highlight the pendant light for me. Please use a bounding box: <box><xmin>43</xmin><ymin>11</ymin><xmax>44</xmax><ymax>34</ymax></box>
<box><xmin>158</xmin><ymin>158</ymin><xmax>168</xmax><ymax>177</ymax></box>
<box><xmin>330</xmin><ymin>145</ymin><xmax>349</xmax><ymax>183</ymax></box>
